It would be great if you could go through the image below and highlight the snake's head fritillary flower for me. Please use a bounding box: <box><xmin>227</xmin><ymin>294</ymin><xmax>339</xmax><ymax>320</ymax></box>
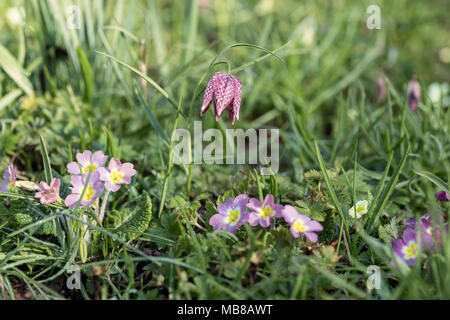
<box><xmin>282</xmin><ymin>205</ymin><xmax>323</xmax><ymax>242</ymax></box>
<box><xmin>376</xmin><ymin>75</ymin><xmax>387</xmax><ymax>102</ymax></box>
<box><xmin>407</xmin><ymin>76</ymin><xmax>421</xmax><ymax>111</ymax></box>
<box><xmin>200</xmin><ymin>72</ymin><xmax>242</xmax><ymax>125</ymax></box>
<box><xmin>348</xmin><ymin>200</ymin><xmax>369</xmax><ymax>219</ymax></box>
<box><xmin>392</xmin><ymin>229</ymin><xmax>418</xmax><ymax>266</ymax></box>
<box><xmin>246</xmin><ymin>194</ymin><xmax>283</xmax><ymax>228</ymax></box>
<box><xmin>209</xmin><ymin>194</ymin><xmax>249</xmax><ymax>234</ymax></box>
<box><xmin>0</xmin><ymin>163</ymin><xmax>16</xmax><ymax>193</ymax></box>
<box><xmin>67</xmin><ymin>150</ymin><xmax>108</xmax><ymax>176</ymax></box>
<box><xmin>436</xmin><ymin>190</ymin><xmax>450</xmax><ymax>202</ymax></box>
<box><xmin>98</xmin><ymin>158</ymin><xmax>136</xmax><ymax>192</ymax></box>
<box><xmin>35</xmin><ymin>178</ymin><xmax>61</xmax><ymax>205</ymax></box>
<box><xmin>64</xmin><ymin>172</ymin><xmax>104</xmax><ymax>208</ymax></box>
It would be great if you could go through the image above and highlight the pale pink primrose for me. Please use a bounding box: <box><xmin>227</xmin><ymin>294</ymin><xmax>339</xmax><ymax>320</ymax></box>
<box><xmin>35</xmin><ymin>178</ymin><xmax>60</xmax><ymax>205</ymax></box>
<box><xmin>67</xmin><ymin>150</ymin><xmax>108</xmax><ymax>176</ymax></box>
<box><xmin>98</xmin><ymin>158</ymin><xmax>136</xmax><ymax>192</ymax></box>
<box><xmin>200</xmin><ymin>72</ymin><xmax>242</xmax><ymax>125</ymax></box>
<box><xmin>246</xmin><ymin>194</ymin><xmax>283</xmax><ymax>228</ymax></box>
<box><xmin>64</xmin><ymin>172</ymin><xmax>104</xmax><ymax>208</ymax></box>
<box><xmin>282</xmin><ymin>205</ymin><xmax>323</xmax><ymax>242</ymax></box>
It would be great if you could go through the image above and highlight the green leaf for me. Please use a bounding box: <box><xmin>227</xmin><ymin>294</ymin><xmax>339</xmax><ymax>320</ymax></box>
<box><xmin>39</xmin><ymin>135</ymin><xmax>53</xmax><ymax>184</ymax></box>
<box><xmin>413</xmin><ymin>170</ymin><xmax>449</xmax><ymax>194</ymax></box>
<box><xmin>0</xmin><ymin>44</ymin><xmax>34</xmax><ymax>95</ymax></box>
<box><xmin>1</xmin><ymin>197</ymin><xmax>56</xmax><ymax>236</ymax></box>
<box><xmin>366</xmin><ymin>145</ymin><xmax>410</xmax><ymax>234</ymax></box>
<box><xmin>95</xmin><ymin>50</ymin><xmax>185</xmax><ymax>118</ymax></box>
<box><xmin>0</xmin><ymin>89</ymin><xmax>22</xmax><ymax>112</ymax></box>
<box><xmin>76</xmin><ymin>47</ymin><xmax>93</xmax><ymax>103</ymax></box>
<box><xmin>113</xmin><ymin>191</ymin><xmax>152</xmax><ymax>241</ymax></box>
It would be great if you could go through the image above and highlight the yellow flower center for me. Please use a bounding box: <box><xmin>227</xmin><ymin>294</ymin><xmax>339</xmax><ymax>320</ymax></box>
<box><xmin>402</xmin><ymin>242</ymin><xmax>418</xmax><ymax>259</ymax></box>
<box><xmin>8</xmin><ymin>179</ymin><xmax>14</xmax><ymax>190</ymax></box>
<box><xmin>260</xmin><ymin>206</ymin><xmax>275</xmax><ymax>219</ymax></box>
<box><xmin>109</xmin><ymin>170</ymin><xmax>123</xmax><ymax>184</ymax></box>
<box><xmin>356</xmin><ymin>205</ymin><xmax>365</xmax><ymax>213</ymax></box>
<box><xmin>82</xmin><ymin>186</ymin><xmax>95</xmax><ymax>201</ymax></box>
<box><xmin>293</xmin><ymin>220</ymin><xmax>307</xmax><ymax>233</ymax></box>
<box><xmin>226</xmin><ymin>209</ymin><xmax>240</xmax><ymax>225</ymax></box>
<box><xmin>83</xmin><ymin>163</ymin><xmax>97</xmax><ymax>173</ymax></box>
<box><xmin>426</xmin><ymin>227</ymin><xmax>433</xmax><ymax>235</ymax></box>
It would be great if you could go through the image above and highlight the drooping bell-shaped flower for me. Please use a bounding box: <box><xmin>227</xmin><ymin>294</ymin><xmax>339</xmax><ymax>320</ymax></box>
<box><xmin>407</xmin><ymin>76</ymin><xmax>421</xmax><ymax>111</ymax></box>
<box><xmin>200</xmin><ymin>72</ymin><xmax>242</xmax><ymax>125</ymax></box>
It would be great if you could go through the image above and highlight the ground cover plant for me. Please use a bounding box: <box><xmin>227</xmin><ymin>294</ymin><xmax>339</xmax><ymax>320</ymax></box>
<box><xmin>0</xmin><ymin>0</ymin><xmax>449</xmax><ymax>300</ymax></box>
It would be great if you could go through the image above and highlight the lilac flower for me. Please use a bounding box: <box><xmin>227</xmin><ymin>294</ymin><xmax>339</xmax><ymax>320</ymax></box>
<box><xmin>246</xmin><ymin>194</ymin><xmax>283</xmax><ymax>228</ymax></box>
<box><xmin>403</xmin><ymin>212</ymin><xmax>445</xmax><ymax>229</ymax></box>
<box><xmin>0</xmin><ymin>163</ymin><xmax>16</xmax><ymax>193</ymax></box>
<box><xmin>200</xmin><ymin>72</ymin><xmax>242</xmax><ymax>125</ymax></box>
<box><xmin>64</xmin><ymin>172</ymin><xmax>104</xmax><ymax>208</ymax></box>
<box><xmin>98</xmin><ymin>158</ymin><xmax>136</xmax><ymax>192</ymax></box>
<box><xmin>408</xmin><ymin>213</ymin><xmax>447</xmax><ymax>250</ymax></box>
<box><xmin>67</xmin><ymin>150</ymin><xmax>108</xmax><ymax>176</ymax></box>
<box><xmin>282</xmin><ymin>205</ymin><xmax>323</xmax><ymax>242</ymax></box>
<box><xmin>209</xmin><ymin>194</ymin><xmax>249</xmax><ymax>234</ymax></box>
<box><xmin>436</xmin><ymin>190</ymin><xmax>450</xmax><ymax>202</ymax></box>
<box><xmin>392</xmin><ymin>229</ymin><xmax>419</xmax><ymax>266</ymax></box>
<box><xmin>35</xmin><ymin>178</ymin><xmax>60</xmax><ymax>205</ymax></box>
<box><xmin>407</xmin><ymin>76</ymin><xmax>421</xmax><ymax>111</ymax></box>
<box><xmin>418</xmin><ymin>218</ymin><xmax>444</xmax><ymax>251</ymax></box>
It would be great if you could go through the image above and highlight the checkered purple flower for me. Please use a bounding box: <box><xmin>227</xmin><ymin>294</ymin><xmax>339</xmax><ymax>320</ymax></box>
<box><xmin>200</xmin><ymin>72</ymin><xmax>242</xmax><ymax>125</ymax></box>
<box><xmin>246</xmin><ymin>194</ymin><xmax>283</xmax><ymax>228</ymax></box>
<box><xmin>282</xmin><ymin>205</ymin><xmax>323</xmax><ymax>242</ymax></box>
<box><xmin>436</xmin><ymin>190</ymin><xmax>450</xmax><ymax>202</ymax></box>
<box><xmin>407</xmin><ymin>76</ymin><xmax>421</xmax><ymax>111</ymax></box>
<box><xmin>209</xmin><ymin>194</ymin><xmax>249</xmax><ymax>234</ymax></box>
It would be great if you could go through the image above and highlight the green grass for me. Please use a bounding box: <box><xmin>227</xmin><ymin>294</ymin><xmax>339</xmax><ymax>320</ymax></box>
<box><xmin>0</xmin><ymin>0</ymin><xmax>449</xmax><ymax>300</ymax></box>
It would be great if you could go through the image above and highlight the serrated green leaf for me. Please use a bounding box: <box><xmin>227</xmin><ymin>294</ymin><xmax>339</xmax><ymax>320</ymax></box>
<box><xmin>113</xmin><ymin>191</ymin><xmax>152</xmax><ymax>241</ymax></box>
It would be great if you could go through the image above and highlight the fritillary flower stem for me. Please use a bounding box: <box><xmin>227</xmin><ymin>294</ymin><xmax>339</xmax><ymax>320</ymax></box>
<box><xmin>99</xmin><ymin>190</ymin><xmax>110</xmax><ymax>226</ymax></box>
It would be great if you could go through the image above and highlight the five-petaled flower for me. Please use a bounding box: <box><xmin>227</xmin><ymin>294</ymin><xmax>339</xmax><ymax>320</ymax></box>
<box><xmin>282</xmin><ymin>205</ymin><xmax>323</xmax><ymax>242</ymax></box>
<box><xmin>64</xmin><ymin>172</ymin><xmax>104</xmax><ymax>208</ymax></box>
<box><xmin>407</xmin><ymin>76</ymin><xmax>421</xmax><ymax>111</ymax></box>
<box><xmin>246</xmin><ymin>194</ymin><xmax>283</xmax><ymax>228</ymax></box>
<box><xmin>436</xmin><ymin>190</ymin><xmax>450</xmax><ymax>202</ymax></box>
<box><xmin>200</xmin><ymin>72</ymin><xmax>242</xmax><ymax>125</ymax></box>
<box><xmin>348</xmin><ymin>200</ymin><xmax>369</xmax><ymax>219</ymax></box>
<box><xmin>209</xmin><ymin>194</ymin><xmax>249</xmax><ymax>234</ymax></box>
<box><xmin>67</xmin><ymin>150</ymin><xmax>108</xmax><ymax>176</ymax></box>
<box><xmin>35</xmin><ymin>178</ymin><xmax>61</xmax><ymax>205</ymax></box>
<box><xmin>0</xmin><ymin>163</ymin><xmax>16</xmax><ymax>193</ymax></box>
<box><xmin>98</xmin><ymin>158</ymin><xmax>137</xmax><ymax>192</ymax></box>
<box><xmin>403</xmin><ymin>212</ymin><xmax>447</xmax><ymax>252</ymax></box>
<box><xmin>392</xmin><ymin>229</ymin><xmax>419</xmax><ymax>266</ymax></box>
